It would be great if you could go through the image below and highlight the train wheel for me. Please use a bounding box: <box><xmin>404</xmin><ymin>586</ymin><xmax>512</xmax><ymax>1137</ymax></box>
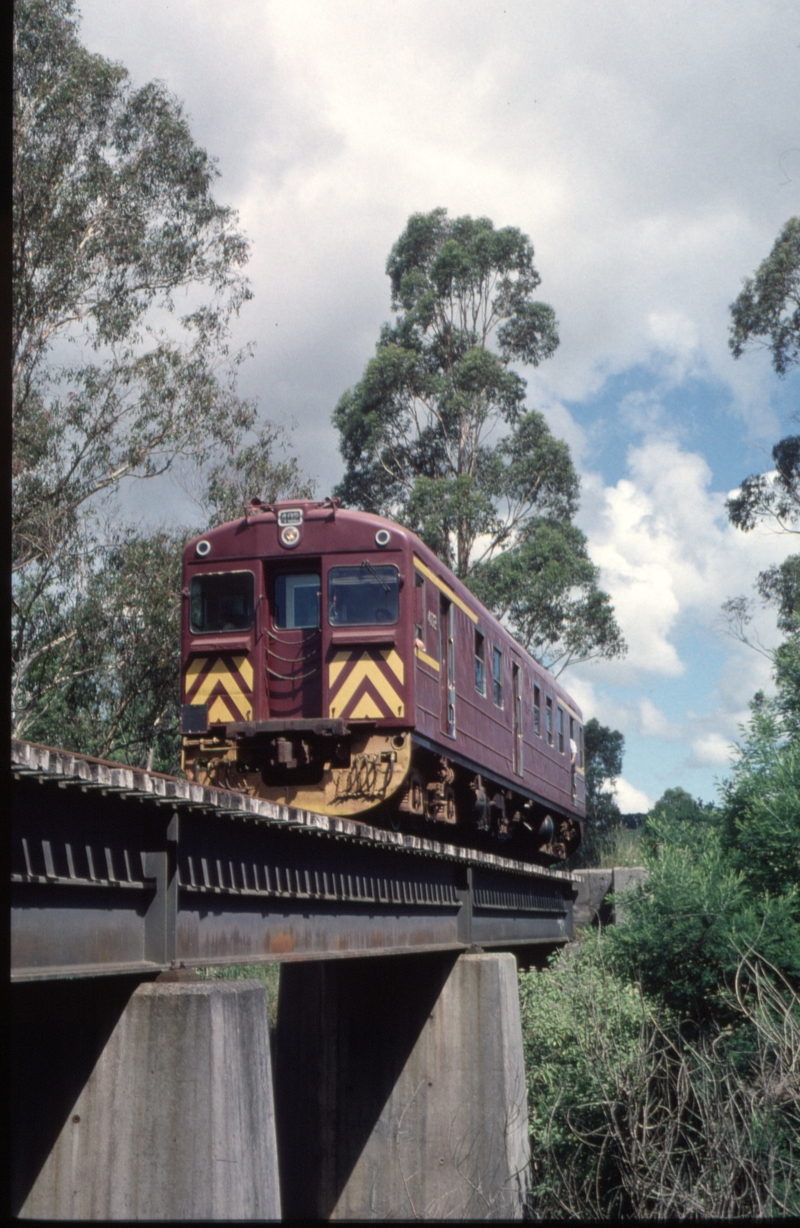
<box><xmin>398</xmin><ymin>767</ymin><xmax>426</xmax><ymax>817</ymax></box>
<box><xmin>442</xmin><ymin>784</ymin><xmax>457</xmax><ymax>825</ymax></box>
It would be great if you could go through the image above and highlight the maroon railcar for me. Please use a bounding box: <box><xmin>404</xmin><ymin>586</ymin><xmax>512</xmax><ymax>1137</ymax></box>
<box><xmin>180</xmin><ymin>498</ymin><xmax>584</xmax><ymax>863</ymax></box>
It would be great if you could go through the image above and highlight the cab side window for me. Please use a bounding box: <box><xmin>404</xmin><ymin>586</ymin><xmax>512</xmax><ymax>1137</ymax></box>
<box><xmin>475</xmin><ymin>630</ymin><xmax>486</xmax><ymax>696</ymax></box>
<box><xmin>533</xmin><ymin>684</ymin><xmax>541</xmax><ymax>736</ymax></box>
<box><xmin>414</xmin><ymin>571</ymin><xmax>425</xmax><ymax>642</ymax></box>
<box><xmin>493</xmin><ymin>646</ymin><xmax>503</xmax><ymax>707</ymax></box>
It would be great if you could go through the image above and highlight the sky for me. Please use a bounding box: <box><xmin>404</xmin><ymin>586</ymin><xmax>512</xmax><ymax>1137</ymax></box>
<box><xmin>77</xmin><ymin>0</ymin><xmax>800</xmax><ymax>811</ymax></box>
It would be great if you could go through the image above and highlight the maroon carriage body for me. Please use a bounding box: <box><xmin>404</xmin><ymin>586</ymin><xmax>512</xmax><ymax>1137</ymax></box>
<box><xmin>180</xmin><ymin>499</ymin><xmax>584</xmax><ymax>862</ymax></box>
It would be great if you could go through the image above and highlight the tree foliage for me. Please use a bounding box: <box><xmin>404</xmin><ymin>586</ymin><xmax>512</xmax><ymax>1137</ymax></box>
<box><xmin>13</xmin><ymin>0</ymin><xmax>255</xmax><ymax>574</ymax></box>
<box><xmin>12</xmin><ymin>0</ymin><xmax>311</xmax><ymax>765</ymax></box>
<box><xmin>648</xmin><ymin>786</ymin><xmax>716</xmax><ymax>827</ymax></box>
<box><xmin>726</xmin><ymin>434</ymin><xmax>800</xmax><ymax>535</ymax></box>
<box><xmin>468</xmin><ymin>522</ymin><xmax>626</xmax><ymax>673</ymax></box>
<box><xmin>566</xmin><ymin>717</ymin><xmax>626</xmax><ymax>868</ymax></box>
<box><xmin>720</xmin><ymin>713</ymin><xmax>800</xmax><ymax>901</ymax></box>
<box><xmin>16</xmin><ymin>529</ymin><xmax>185</xmax><ymax>770</ymax></box>
<box><xmin>186</xmin><ymin>422</ymin><xmax>316</xmax><ymax>529</ymax></box>
<box><xmin>726</xmin><ymin>219</ymin><xmax>800</xmax><ymax>540</ymax></box>
<box><xmin>725</xmin><ymin>219</ymin><xmax>800</xmax><ymax>721</ymax></box>
<box><xmin>333</xmin><ymin>208</ymin><xmax>625</xmax><ymax>673</ymax></box>
<box><xmin>729</xmin><ymin>216</ymin><xmax>800</xmax><ymax>376</ymax></box>
<box><xmin>584</xmin><ymin>717</ymin><xmax>624</xmax><ymax>827</ymax></box>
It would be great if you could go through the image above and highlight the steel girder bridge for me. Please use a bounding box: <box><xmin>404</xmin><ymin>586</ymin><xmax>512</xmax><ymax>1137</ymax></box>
<box><xmin>11</xmin><ymin>740</ymin><xmax>576</xmax><ymax>982</ymax></box>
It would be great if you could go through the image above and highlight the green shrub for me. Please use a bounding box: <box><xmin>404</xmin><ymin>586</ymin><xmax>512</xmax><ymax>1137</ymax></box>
<box><xmin>519</xmin><ymin>935</ymin><xmax>647</xmax><ymax>1216</ymax></box>
<box><xmin>721</xmin><ymin>735</ymin><xmax>800</xmax><ymax>900</ymax></box>
<box><xmin>604</xmin><ymin>794</ymin><xmax>800</xmax><ymax>1026</ymax></box>
<box><xmin>519</xmin><ymin>940</ymin><xmax>800</xmax><ymax>1219</ymax></box>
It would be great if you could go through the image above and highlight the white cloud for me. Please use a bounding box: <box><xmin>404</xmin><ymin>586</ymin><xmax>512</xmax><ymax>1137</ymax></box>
<box><xmin>580</xmin><ymin>436</ymin><xmax>796</xmax><ymax>686</ymax></box>
<box><xmin>688</xmin><ymin>732</ymin><xmax>734</xmax><ymax>768</ymax></box>
<box><xmin>638</xmin><ymin>698</ymin><xmax>682</xmax><ymax>740</ymax></box>
<box><xmin>614</xmin><ymin>777</ymin><xmax>655</xmax><ymax>814</ymax></box>
<box><xmin>77</xmin><ymin>0</ymin><xmax>800</xmax><ymax>488</ymax></box>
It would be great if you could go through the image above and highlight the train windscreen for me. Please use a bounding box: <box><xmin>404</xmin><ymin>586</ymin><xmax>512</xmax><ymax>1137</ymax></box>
<box><xmin>190</xmin><ymin>571</ymin><xmax>255</xmax><ymax>633</ymax></box>
<box><xmin>328</xmin><ymin>564</ymin><xmax>399</xmax><ymax>625</ymax></box>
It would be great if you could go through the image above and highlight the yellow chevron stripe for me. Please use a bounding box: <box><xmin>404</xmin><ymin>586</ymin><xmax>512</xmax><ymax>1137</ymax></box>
<box><xmin>185</xmin><ymin>657</ymin><xmax>208</xmax><ymax>690</ymax></box>
<box><xmin>348</xmin><ymin>691</ymin><xmax>385</xmax><ymax>720</ymax></box>
<box><xmin>381</xmin><ymin>647</ymin><xmax>404</xmax><ymax>684</ymax></box>
<box><xmin>329</xmin><ymin>650</ymin><xmax>352</xmax><ymax>688</ymax></box>
<box><xmin>330</xmin><ymin>659</ymin><xmax>404</xmax><ymax>718</ymax></box>
<box><xmin>208</xmin><ymin>695</ymin><xmax>235</xmax><ymax>723</ymax></box>
<box><xmin>233</xmin><ymin>654</ymin><xmax>254</xmax><ymax>689</ymax></box>
<box><xmin>186</xmin><ymin>654</ymin><xmax>253</xmax><ymax>699</ymax></box>
<box><xmin>414</xmin><ymin>558</ymin><xmax>479</xmax><ymax>623</ymax></box>
<box><xmin>191</xmin><ymin>658</ymin><xmax>252</xmax><ymax>720</ymax></box>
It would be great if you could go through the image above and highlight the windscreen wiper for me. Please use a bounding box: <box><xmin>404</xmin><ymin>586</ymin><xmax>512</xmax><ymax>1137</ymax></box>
<box><xmin>361</xmin><ymin>559</ymin><xmax>390</xmax><ymax>591</ymax></box>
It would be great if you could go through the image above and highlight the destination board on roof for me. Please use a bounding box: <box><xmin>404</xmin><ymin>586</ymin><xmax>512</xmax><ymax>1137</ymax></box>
<box><xmin>277</xmin><ymin>509</ymin><xmax>303</xmax><ymax>526</ymax></box>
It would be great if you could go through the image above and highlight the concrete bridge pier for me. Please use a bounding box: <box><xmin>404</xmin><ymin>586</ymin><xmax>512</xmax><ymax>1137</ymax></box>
<box><xmin>274</xmin><ymin>951</ymin><xmax>531</xmax><ymax>1220</ymax></box>
<box><xmin>12</xmin><ymin>975</ymin><xmax>281</xmax><ymax>1220</ymax></box>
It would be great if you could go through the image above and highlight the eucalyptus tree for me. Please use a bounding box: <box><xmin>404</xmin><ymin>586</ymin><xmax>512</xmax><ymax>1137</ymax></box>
<box><xmin>727</xmin><ymin>218</ymin><xmax>800</xmax><ymax>535</ymax></box>
<box><xmin>12</xmin><ymin>0</ymin><xmax>309</xmax><ymax>762</ymax></box>
<box><xmin>13</xmin><ymin>0</ymin><xmax>256</xmax><ymax>573</ymax></box>
<box><xmin>333</xmin><ymin>208</ymin><xmax>624</xmax><ymax>673</ymax></box>
<box><xmin>726</xmin><ymin>219</ymin><xmax>800</xmax><ymax>719</ymax></box>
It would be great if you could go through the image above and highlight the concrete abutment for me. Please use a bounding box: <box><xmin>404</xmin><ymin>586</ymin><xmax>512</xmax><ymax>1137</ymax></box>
<box><xmin>13</xmin><ymin>978</ymin><xmax>281</xmax><ymax>1219</ymax></box>
<box><xmin>12</xmin><ymin>951</ymin><xmax>531</xmax><ymax>1220</ymax></box>
<box><xmin>274</xmin><ymin>951</ymin><xmax>531</xmax><ymax>1219</ymax></box>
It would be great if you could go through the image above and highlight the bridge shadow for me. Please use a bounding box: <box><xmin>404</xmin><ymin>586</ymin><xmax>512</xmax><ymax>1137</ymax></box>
<box><xmin>274</xmin><ymin>950</ymin><xmax>459</xmax><ymax>1220</ymax></box>
<box><xmin>9</xmin><ymin>974</ymin><xmax>152</xmax><ymax>1217</ymax></box>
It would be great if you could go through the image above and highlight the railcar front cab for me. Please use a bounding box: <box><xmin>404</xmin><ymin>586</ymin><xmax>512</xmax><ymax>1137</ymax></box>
<box><xmin>180</xmin><ymin>498</ymin><xmax>583</xmax><ymax>861</ymax></box>
<box><xmin>180</xmin><ymin>501</ymin><xmax>414</xmax><ymax>816</ymax></box>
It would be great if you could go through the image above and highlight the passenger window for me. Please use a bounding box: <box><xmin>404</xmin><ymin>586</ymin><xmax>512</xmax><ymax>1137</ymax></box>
<box><xmin>328</xmin><ymin>564</ymin><xmax>399</xmax><ymax>626</ymax></box>
<box><xmin>493</xmin><ymin>646</ymin><xmax>503</xmax><ymax>708</ymax></box>
<box><xmin>545</xmin><ymin>696</ymin><xmax>553</xmax><ymax>745</ymax></box>
<box><xmin>274</xmin><ymin>573</ymin><xmax>321</xmax><ymax>629</ymax></box>
<box><xmin>533</xmin><ymin>684</ymin><xmax>541</xmax><ymax>736</ymax></box>
<box><xmin>475</xmin><ymin>630</ymin><xmax>486</xmax><ymax>696</ymax></box>
<box><xmin>558</xmin><ymin>706</ymin><xmax>565</xmax><ymax>753</ymax></box>
<box><xmin>191</xmin><ymin>571</ymin><xmax>255</xmax><ymax>633</ymax></box>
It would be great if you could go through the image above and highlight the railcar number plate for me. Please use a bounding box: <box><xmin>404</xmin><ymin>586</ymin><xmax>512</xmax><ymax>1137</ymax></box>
<box><xmin>277</xmin><ymin>509</ymin><xmax>303</xmax><ymax>526</ymax></box>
